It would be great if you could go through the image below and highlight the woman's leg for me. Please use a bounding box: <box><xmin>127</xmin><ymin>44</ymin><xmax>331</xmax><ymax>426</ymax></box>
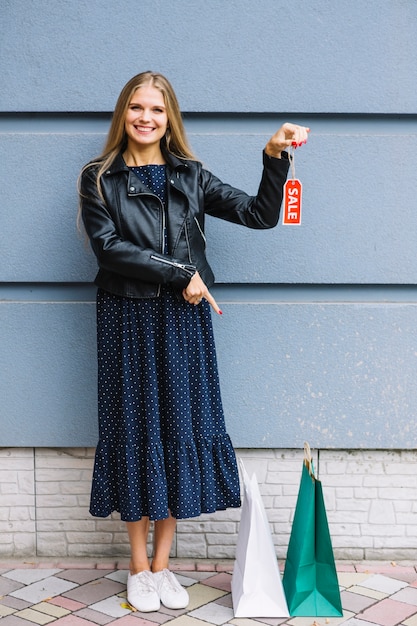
<box><xmin>126</xmin><ymin>517</ymin><xmax>161</xmax><ymax>612</ymax></box>
<box><xmin>151</xmin><ymin>513</ymin><xmax>189</xmax><ymax>609</ymax></box>
<box><xmin>126</xmin><ymin>518</ymin><xmax>151</xmax><ymax>574</ymax></box>
<box><xmin>151</xmin><ymin>512</ymin><xmax>177</xmax><ymax>572</ymax></box>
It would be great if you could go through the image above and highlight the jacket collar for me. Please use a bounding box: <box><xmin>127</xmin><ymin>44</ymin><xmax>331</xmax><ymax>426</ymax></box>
<box><xmin>104</xmin><ymin>149</ymin><xmax>190</xmax><ymax>176</ymax></box>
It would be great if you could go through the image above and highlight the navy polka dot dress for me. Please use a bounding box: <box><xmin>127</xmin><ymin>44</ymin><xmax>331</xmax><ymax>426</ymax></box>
<box><xmin>89</xmin><ymin>165</ymin><xmax>241</xmax><ymax>522</ymax></box>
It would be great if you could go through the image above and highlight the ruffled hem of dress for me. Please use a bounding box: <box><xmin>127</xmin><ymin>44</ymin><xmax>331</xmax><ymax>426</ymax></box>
<box><xmin>89</xmin><ymin>433</ymin><xmax>241</xmax><ymax>522</ymax></box>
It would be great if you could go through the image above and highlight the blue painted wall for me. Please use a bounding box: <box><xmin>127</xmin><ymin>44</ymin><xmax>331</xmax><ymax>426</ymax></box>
<box><xmin>1</xmin><ymin>0</ymin><xmax>416</xmax><ymax>448</ymax></box>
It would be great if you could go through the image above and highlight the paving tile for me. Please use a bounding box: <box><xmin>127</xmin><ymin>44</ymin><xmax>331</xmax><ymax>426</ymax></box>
<box><xmin>3</xmin><ymin>561</ymin><xmax>417</xmax><ymax>626</ymax></box>
<box><xmin>0</xmin><ymin>604</ymin><xmax>16</xmax><ymax>617</ymax></box>
<box><xmin>62</xmin><ymin>577</ymin><xmax>125</xmax><ymax>604</ymax></box>
<box><xmin>56</xmin><ymin>569</ymin><xmax>114</xmax><ymax>585</ymax></box>
<box><xmin>129</xmin><ymin>607</ymin><xmax>175</xmax><ymax>623</ymax></box>
<box><xmin>0</xmin><ymin>616</ymin><xmax>38</xmax><ymax>625</ymax></box>
<box><xmin>215</xmin><ymin>563</ymin><xmax>234</xmax><ymax>574</ymax></box>
<box><xmin>0</xmin><ymin>562</ymin><xmax>38</xmax><ymax>570</ymax></box>
<box><xmin>56</xmin><ymin>561</ymin><xmax>100</xmax><ymax>569</ymax></box>
<box><xmin>335</xmin><ymin>562</ymin><xmax>357</xmax><ymax>572</ymax></box>
<box><xmin>175</xmin><ymin>574</ymin><xmax>201</xmax><ymax>588</ymax></box>
<box><xmin>254</xmin><ymin>618</ymin><xmax>291</xmax><ymax>625</ymax></box>
<box><xmin>176</xmin><ymin>571</ymin><xmax>217</xmax><ymax>582</ymax></box>
<box><xmin>116</xmin><ymin>560</ymin><xmax>131</xmax><ymax>571</ymax></box>
<box><xmin>348</xmin><ymin>585</ymin><xmax>387</xmax><ymax>600</ymax></box>
<box><xmin>359</xmin><ymin>574</ymin><xmax>409</xmax><ymax>595</ymax></box>
<box><xmin>181</xmin><ymin>582</ymin><xmax>227</xmax><ymax>611</ymax></box>
<box><xmin>286</xmin><ymin>611</ymin><xmax>354</xmax><ymax>626</ymax></box>
<box><xmin>189</xmin><ymin>600</ymin><xmax>234</xmax><ymax>625</ymax></box>
<box><xmin>342</xmin><ymin>619</ymin><xmax>380</xmax><ymax>626</ymax></box>
<box><xmin>356</xmin><ymin>565</ymin><xmax>417</xmax><ymax>582</ymax></box>
<box><xmin>384</xmin><ymin>571</ymin><xmax>417</xmax><ymax>584</ymax></box>
<box><xmin>0</xmin><ymin>560</ymin><xmax>36</xmax><ymax>574</ymax></box>
<box><xmin>160</xmin><ymin>616</ymin><xmax>210</xmax><ymax>626</ymax></box>
<box><xmin>214</xmin><ymin>593</ymin><xmax>233</xmax><ymax>608</ymax></box>
<box><xmin>390</xmin><ymin>585</ymin><xmax>417</xmax><ymax>605</ymax></box>
<box><xmin>0</xmin><ymin>577</ymin><xmax>25</xmax><ymax>595</ymax></box>
<box><xmin>47</xmin><ymin>595</ymin><xmax>87</xmax><ymax>611</ymax></box>
<box><xmin>158</xmin><ymin>605</ymin><xmax>189</xmax><ymax>618</ymax></box>
<box><xmin>196</xmin><ymin>563</ymin><xmax>216</xmax><ymax>572</ymax></box>
<box><xmin>338</xmin><ymin>572</ymin><xmax>375</xmax><ymax>588</ymax></box>
<box><xmin>2</xmin><ymin>570</ymin><xmax>62</xmax><ymax>585</ymax></box>
<box><xmin>111</xmin><ymin>615</ymin><xmax>156</xmax><ymax>624</ymax></box>
<box><xmin>341</xmin><ymin>589</ymin><xmax>378</xmax><ymax>613</ymax></box>
<box><xmin>229</xmin><ymin>617</ymin><xmax>270</xmax><ymax>626</ymax></box>
<box><xmin>9</xmin><ymin>576</ymin><xmax>78</xmax><ymax>604</ymax></box>
<box><xmin>52</xmin><ymin>615</ymin><xmax>101</xmax><ymax>625</ymax></box>
<box><xmin>359</xmin><ymin>598</ymin><xmax>417</xmax><ymax>626</ymax></box>
<box><xmin>105</xmin><ymin>570</ymin><xmax>128</xmax><ymax>585</ymax></box>
<box><xmin>89</xmin><ymin>594</ymin><xmax>132</xmax><ymax>618</ymax></box>
<box><xmin>73</xmin><ymin>607</ymin><xmax>116</xmax><ymax>624</ymax></box>
<box><xmin>31</xmin><ymin>601</ymin><xmax>70</xmax><ymax>617</ymax></box>
<box><xmin>14</xmin><ymin>608</ymin><xmax>56</xmax><ymax>624</ymax></box>
<box><xmin>1</xmin><ymin>596</ymin><xmax>32</xmax><ymax>610</ymax></box>
<box><xmin>200</xmin><ymin>572</ymin><xmax>232</xmax><ymax>592</ymax></box>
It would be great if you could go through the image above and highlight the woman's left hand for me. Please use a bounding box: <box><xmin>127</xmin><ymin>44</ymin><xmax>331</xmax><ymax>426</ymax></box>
<box><xmin>265</xmin><ymin>123</ymin><xmax>310</xmax><ymax>159</ymax></box>
<box><xmin>182</xmin><ymin>271</ymin><xmax>222</xmax><ymax>315</ymax></box>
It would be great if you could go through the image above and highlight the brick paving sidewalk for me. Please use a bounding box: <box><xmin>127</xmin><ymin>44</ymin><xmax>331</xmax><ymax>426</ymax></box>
<box><xmin>0</xmin><ymin>560</ymin><xmax>417</xmax><ymax>626</ymax></box>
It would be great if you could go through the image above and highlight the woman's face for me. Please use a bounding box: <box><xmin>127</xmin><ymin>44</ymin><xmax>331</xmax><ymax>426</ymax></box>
<box><xmin>124</xmin><ymin>85</ymin><xmax>168</xmax><ymax>151</ymax></box>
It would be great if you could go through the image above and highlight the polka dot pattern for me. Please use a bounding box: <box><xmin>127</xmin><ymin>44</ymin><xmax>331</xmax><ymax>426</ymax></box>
<box><xmin>89</xmin><ymin>165</ymin><xmax>241</xmax><ymax>522</ymax></box>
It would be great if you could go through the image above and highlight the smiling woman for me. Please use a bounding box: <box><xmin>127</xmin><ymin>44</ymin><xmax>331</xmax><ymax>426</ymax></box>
<box><xmin>123</xmin><ymin>86</ymin><xmax>169</xmax><ymax>163</ymax></box>
<box><xmin>78</xmin><ymin>70</ymin><xmax>309</xmax><ymax>614</ymax></box>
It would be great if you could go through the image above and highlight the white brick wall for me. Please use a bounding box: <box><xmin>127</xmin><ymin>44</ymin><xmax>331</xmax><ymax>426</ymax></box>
<box><xmin>1</xmin><ymin>447</ymin><xmax>416</xmax><ymax>560</ymax></box>
<box><xmin>0</xmin><ymin>448</ymin><xmax>36</xmax><ymax>557</ymax></box>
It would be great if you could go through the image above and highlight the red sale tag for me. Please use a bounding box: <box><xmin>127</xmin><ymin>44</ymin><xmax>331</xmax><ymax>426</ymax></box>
<box><xmin>283</xmin><ymin>178</ymin><xmax>302</xmax><ymax>225</ymax></box>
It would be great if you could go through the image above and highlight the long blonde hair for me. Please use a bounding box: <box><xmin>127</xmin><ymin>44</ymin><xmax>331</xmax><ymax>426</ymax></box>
<box><xmin>78</xmin><ymin>71</ymin><xmax>197</xmax><ymax>227</ymax></box>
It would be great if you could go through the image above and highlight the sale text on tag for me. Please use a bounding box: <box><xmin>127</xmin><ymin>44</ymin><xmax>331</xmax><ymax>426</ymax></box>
<box><xmin>283</xmin><ymin>178</ymin><xmax>302</xmax><ymax>225</ymax></box>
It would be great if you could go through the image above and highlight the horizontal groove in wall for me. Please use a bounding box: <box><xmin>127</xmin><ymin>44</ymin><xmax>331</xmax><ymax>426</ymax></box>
<box><xmin>0</xmin><ymin>112</ymin><xmax>416</xmax><ymax>134</ymax></box>
<box><xmin>0</xmin><ymin>283</ymin><xmax>416</xmax><ymax>303</ymax></box>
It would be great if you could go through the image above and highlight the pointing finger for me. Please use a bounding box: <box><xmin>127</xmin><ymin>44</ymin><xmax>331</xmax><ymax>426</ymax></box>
<box><xmin>204</xmin><ymin>291</ymin><xmax>223</xmax><ymax>315</ymax></box>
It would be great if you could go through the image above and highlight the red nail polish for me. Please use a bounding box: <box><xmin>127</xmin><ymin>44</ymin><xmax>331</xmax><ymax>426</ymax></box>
<box><xmin>218</xmin><ymin>310</ymin><xmax>223</xmax><ymax>315</ymax></box>
<box><xmin>291</xmin><ymin>141</ymin><xmax>297</xmax><ymax>147</ymax></box>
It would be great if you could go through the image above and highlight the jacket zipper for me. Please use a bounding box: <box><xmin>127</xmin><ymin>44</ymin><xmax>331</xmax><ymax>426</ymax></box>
<box><xmin>150</xmin><ymin>254</ymin><xmax>195</xmax><ymax>277</ymax></box>
<box><xmin>159</xmin><ymin>199</ymin><xmax>166</xmax><ymax>297</ymax></box>
<box><xmin>184</xmin><ymin>221</ymin><xmax>193</xmax><ymax>263</ymax></box>
<box><xmin>194</xmin><ymin>216</ymin><xmax>206</xmax><ymax>244</ymax></box>
<box><xmin>131</xmin><ymin>184</ymin><xmax>195</xmax><ymax>288</ymax></box>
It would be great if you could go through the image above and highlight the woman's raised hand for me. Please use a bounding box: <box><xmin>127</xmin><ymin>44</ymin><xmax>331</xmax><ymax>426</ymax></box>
<box><xmin>265</xmin><ymin>123</ymin><xmax>310</xmax><ymax>159</ymax></box>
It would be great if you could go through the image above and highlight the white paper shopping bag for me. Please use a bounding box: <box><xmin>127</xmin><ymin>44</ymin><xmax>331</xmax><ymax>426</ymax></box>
<box><xmin>231</xmin><ymin>460</ymin><xmax>289</xmax><ymax>617</ymax></box>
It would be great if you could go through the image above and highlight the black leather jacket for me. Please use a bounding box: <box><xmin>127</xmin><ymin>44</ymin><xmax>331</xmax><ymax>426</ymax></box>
<box><xmin>80</xmin><ymin>149</ymin><xmax>289</xmax><ymax>299</ymax></box>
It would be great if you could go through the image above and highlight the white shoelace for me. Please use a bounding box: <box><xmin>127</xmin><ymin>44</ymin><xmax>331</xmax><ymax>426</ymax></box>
<box><xmin>132</xmin><ymin>570</ymin><xmax>156</xmax><ymax>593</ymax></box>
<box><xmin>156</xmin><ymin>569</ymin><xmax>181</xmax><ymax>592</ymax></box>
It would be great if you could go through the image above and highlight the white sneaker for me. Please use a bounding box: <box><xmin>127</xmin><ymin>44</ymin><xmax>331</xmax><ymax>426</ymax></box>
<box><xmin>127</xmin><ymin>570</ymin><xmax>160</xmax><ymax>612</ymax></box>
<box><xmin>153</xmin><ymin>569</ymin><xmax>190</xmax><ymax>609</ymax></box>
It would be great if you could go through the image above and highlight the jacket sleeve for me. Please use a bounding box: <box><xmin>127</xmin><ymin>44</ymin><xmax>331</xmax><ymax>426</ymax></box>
<box><xmin>200</xmin><ymin>151</ymin><xmax>290</xmax><ymax>228</ymax></box>
<box><xmin>80</xmin><ymin>166</ymin><xmax>196</xmax><ymax>288</ymax></box>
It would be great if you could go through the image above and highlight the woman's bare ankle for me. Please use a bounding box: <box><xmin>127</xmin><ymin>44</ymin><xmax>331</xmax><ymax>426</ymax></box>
<box><xmin>129</xmin><ymin>560</ymin><xmax>151</xmax><ymax>575</ymax></box>
<box><xmin>150</xmin><ymin>560</ymin><xmax>169</xmax><ymax>573</ymax></box>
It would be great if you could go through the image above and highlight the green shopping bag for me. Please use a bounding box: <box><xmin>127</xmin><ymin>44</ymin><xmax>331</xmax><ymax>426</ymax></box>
<box><xmin>282</xmin><ymin>443</ymin><xmax>343</xmax><ymax>617</ymax></box>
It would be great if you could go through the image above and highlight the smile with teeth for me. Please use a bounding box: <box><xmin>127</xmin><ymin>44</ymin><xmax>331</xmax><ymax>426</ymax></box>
<box><xmin>135</xmin><ymin>125</ymin><xmax>155</xmax><ymax>133</ymax></box>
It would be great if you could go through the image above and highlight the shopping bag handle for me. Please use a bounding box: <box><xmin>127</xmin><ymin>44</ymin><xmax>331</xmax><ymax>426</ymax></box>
<box><xmin>303</xmin><ymin>442</ymin><xmax>316</xmax><ymax>479</ymax></box>
<box><xmin>238</xmin><ymin>457</ymin><xmax>250</xmax><ymax>483</ymax></box>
